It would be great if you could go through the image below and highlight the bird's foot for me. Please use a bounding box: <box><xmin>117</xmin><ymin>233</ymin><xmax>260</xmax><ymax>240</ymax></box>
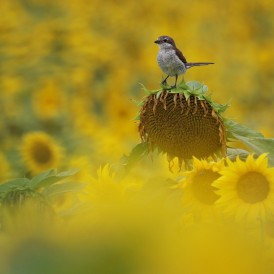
<box><xmin>161</xmin><ymin>79</ymin><xmax>167</xmax><ymax>86</ymax></box>
<box><xmin>170</xmin><ymin>85</ymin><xmax>177</xmax><ymax>89</ymax></box>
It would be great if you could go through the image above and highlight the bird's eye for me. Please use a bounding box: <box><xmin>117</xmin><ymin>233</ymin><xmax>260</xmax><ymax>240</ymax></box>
<box><xmin>163</xmin><ymin>38</ymin><xmax>168</xmax><ymax>42</ymax></box>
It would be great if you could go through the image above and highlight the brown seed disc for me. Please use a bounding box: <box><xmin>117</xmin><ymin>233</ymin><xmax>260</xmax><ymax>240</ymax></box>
<box><xmin>139</xmin><ymin>92</ymin><xmax>226</xmax><ymax>161</ymax></box>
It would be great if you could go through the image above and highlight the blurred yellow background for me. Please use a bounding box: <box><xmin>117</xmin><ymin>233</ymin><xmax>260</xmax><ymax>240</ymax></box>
<box><xmin>1</xmin><ymin>2</ymin><xmax>274</xmax><ymax>273</ymax></box>
<box><xmin>0</xmin><ymin>0</ymin><xmax>274</xmax><ymax>178</ymax></box>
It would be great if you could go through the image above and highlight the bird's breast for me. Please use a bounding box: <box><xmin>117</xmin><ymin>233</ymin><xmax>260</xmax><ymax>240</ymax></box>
<box><xmin>157</xmin><ymin>49</ymin><xmax>186</xmax><ymax>76</ymax></box>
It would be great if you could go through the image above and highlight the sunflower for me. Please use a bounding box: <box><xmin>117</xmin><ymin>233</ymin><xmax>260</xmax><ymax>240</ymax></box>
<box><xmin>81</xmin><ymin>164</ymin><xmax>141</xmax><ymax>205</ymax></box>
<box><xmin>32</xmin><ymin>80</ymin><xmax>66</xmax><ymax>120</ymax></box>
<box><xmin>181</xmin><ymin>157</ymin><xmax>225</xmax><ymax>219</ymax></box>
<box><xmin>213</xmin><ymin>154</ymin><xmax>274</xmax><ymax>223</ymax></box>
<box><xmin>20</xmin><ymin>132</ymin><xmax>64</xmax><ymax>175</ymax></box>
<box><xmin>77</xmin><ymin>165</ymin><xmax>144</xmax><ymax>231</ymax></box>
<box><xmin>66</xmin><ymin>155</ymin><xmax>94</xmax><ymax>182</ymax></box>
<box><xmin>105</xmin><ymin>91</ymin><xmax>137</xmax><ymax>138</ymax></box>
<box><xmin>138</xmin><ymin>82</ymin><xmax>227</xmax><ymax>169</ymax></box>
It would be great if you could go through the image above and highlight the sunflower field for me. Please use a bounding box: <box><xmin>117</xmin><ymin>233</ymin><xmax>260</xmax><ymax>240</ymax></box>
<box><xmin>1</xmin><ymin>0</ymin><xmax>274</xmax><ymax>273</ymax></box>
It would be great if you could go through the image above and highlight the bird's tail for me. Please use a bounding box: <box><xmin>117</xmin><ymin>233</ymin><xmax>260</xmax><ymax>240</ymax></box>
<box><xmin>186</xmin><ymin>62</ymin><xmax>214</xmax><ymax>69</ymax></box>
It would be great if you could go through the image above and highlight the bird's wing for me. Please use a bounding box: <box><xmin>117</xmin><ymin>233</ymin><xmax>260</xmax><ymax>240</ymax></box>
<box><xmin>175</xmin><ymin>48</ymin><xmax>187</xmax><ymax>64</ymax></box>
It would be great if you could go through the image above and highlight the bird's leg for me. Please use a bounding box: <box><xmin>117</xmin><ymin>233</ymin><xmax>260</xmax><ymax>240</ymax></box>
<box><xmin>171</xmin><ymin>74</ymin><xmax>178</xmax><ymax>89</ymax></box>
<box><xmin>161</xmin><ymin>75</ymin><xmax>169</xmax><ymax>86</ymax></box>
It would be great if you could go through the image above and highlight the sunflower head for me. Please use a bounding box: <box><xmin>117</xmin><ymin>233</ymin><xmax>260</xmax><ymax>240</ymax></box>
<box><xmin>181</xmin><ymin>157</ymin><xmax>225</xmax><ymax>219</ymax></box>
<box><xmin>138</xmin><ymin>82</ymin><xmax>227</xmax><ymax>168</ymax></box>
<box><xmin>213</xmin><ymin>153</ymin><xmax>274</xmax><ymax>223</ymax></box>
<box><xmin>20</xmin><ymin>131</ymin><xmax>64</xmax><ymax>175</ymax></box>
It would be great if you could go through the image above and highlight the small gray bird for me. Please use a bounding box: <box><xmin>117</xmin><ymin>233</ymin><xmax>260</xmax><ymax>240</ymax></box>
<box><xmin>155</xmin><ymin>35</ymin><xmax>214</xmax><ymax>88</ymax></box>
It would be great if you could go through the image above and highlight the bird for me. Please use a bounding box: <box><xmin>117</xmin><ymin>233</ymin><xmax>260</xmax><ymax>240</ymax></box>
<box><xmin>155</xmin><ymin>35</ymin><xmax>214</xmax><ymax>88</ymax></box>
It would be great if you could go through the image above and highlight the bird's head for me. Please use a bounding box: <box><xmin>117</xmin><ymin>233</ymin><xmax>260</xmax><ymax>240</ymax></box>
<box><xmin>154</xmin><ymin>36</ymin><xmax>176</xmax><ymax>50</ymax></box>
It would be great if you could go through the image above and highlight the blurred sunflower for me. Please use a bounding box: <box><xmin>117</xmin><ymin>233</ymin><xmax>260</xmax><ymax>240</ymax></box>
<box><xmin>0</xmin><ymin>153</ymin><xmax>11</xmax><ymax>183</ymax></box>
<box><xmin>263</xmin><ymin>217</ymin><xmax>274</xmax><ymax>270</ymax></box>
<box><xmin>81</xmin><ymin>164</ymin><xmax>141</xmax><ymax>205</ymax></box>
<box><xmin>213</xmin><ymin>154</ymin><xmax>274</xmax><ymax>223</ymax></box>
<box><xmin>66</xmin><ymin>155</ymin><xmax>94</xmax><ymax>182</ymax></box>
<box><xmin>181</xmin><ymin>158</ymin><xmax>225</xmax><ymax>219</ymax></box>
<box><xmin>1</xmin><ymin>74</ymin><xmax>23</xmax><ymax>96</ymax></box>
<box><xmin>20</xmin><ymin>132</ymin><xmax>64</xmax><ymax>174</ymax></box>
<box><xmin>32</xmin><ymin>80</ymin><xmax>67</xmax><ymax>120</ymax></box>
<box><xmin>77</xmin><ymin>165</ymin><xmax>143</xmax><ymax>233</ymax></box>
<box><xmin>105</xmin><ymin>91</ymin><xmax>138</xmax><ymax>138</ymax></box>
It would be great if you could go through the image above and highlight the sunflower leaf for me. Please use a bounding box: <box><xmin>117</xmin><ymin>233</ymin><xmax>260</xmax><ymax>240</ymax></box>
<box><xmin>133</xmin><ymin>114</ymin><xmax>140</xmax><ymax>121</ymax></box>
<box><xmin>227</xmin><ymin>148</ymin><xmax>252</xmax><ymax>162</ymax></box>
<box><xmin>31</xmin><ymin>169</ymin><xmax>79</xmax><ymax>189</ymax></box>
<box><xmin>121</xmin><ymin>142</ymin><xmax>149</xmax><ymax>169</ymax></box>
<box><xmin>184</xmin><ymin>92</ymin><xmax>191</xmax><ymax>101</ymax></box>
<box><xmin>190</xmin><ymin>89</ymin><xmax>203</xmax><ymax>96</ymax></box>
<box><xmin>156</xmin><ymin>90</ymin><xmax>162</xmax><ymax>99</ymax></box>
<box><xmin>139</xmin><ymin>83</ymin><xmax>151</xmax><ymax>95</ymax></box>
<box><xmin>137</xmin><ymin>101</ymin><xmax>144</xmax><ymax>107</ymax></box>
<box><xmin>131</xmin><ymin>98</ymin><xmax>143</xmax><ymax>107</ymax></box>
<box><xmin>233</xmin><ymin>136</ymin><xmax>274</xmax><ymax>166</ymax></box>
<box><xmin>186</xmin><ymin>80</ymin><xmax>203</xmax><ymax>91</ymax></box>
<box><xmin>30</xmin><ymin>169</ymin><xmax>57</xmax><ymax>187</ymax></box>
<box><xmin>179</xmin><ymin>82</ymin><xmax>190</xmax><ymax>90</ymax></box>
<box><xmin>211</xmin><ymin>102</ymin><xmax>230</xmax><ymax>114</ymax></box>
<box><xmin>202</xmin><ymin>84</ymin><xmax>208</xmax><ymax>93</ymax></box>
<box><xmin>42</xmin><ymin>181</ymin><xmax>85</xmax><ymax>198</ymax></box>
<box><xmin>225</xmin><ymin>119</ymin><xmax>264</xmax><ymax>139</ymax></box>
<box><xmin>160</xmin><ymin>82</ymin><xmax>172</xmax><ymax>90</ymax></box>
<box><xmin>0</xmin><ymin>178</ymin><xmax>30</xmax><ymax>196</ymax></box>
<box><xmin>169</xmin><ymin>88</ymin><xmax>180</xmax><ymax>93</ymax></box>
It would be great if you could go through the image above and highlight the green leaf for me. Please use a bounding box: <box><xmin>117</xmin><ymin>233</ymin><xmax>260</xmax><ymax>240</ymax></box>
<box><xmin>31</xmin><ymin>169</ymin><xmax>79</xmax><ymax>189</ymax></box>
<box><xmin>43</xmin><ymin>181</ymin><xmax>85</xmax><ymax>198</ymax></box>
<box><xmin>184</xmin><ymin>91</ymin><xmax>191</xmax><ymax>101</ymax></box>
<box><xmin>137</xmin><ymin>101</ymin><xmax>144</xmax><ymax>107</ymax></box>
<box><xmin>186</xmin><ymin>81</ymin><xmax>203</xmax><ymax>91</ymax></box>
<box><xmin>149</xmin><ymin>88</ymin><xmax>163</xmax><ymax>94</ymax></box>
<box><xmin>133</xmin><ymin>114</ymin><xmax>140</xmax><ymax>121</ymax></box>
<box><xmin>131</xmin><ymin>98</ymin><xmax>143</xmax><ymax>107</ymax></box>
<box><xmin>190</xmin><ymin>89</ymin><xmax>203</xmax><ymax>96</ymax></box>
<box><xmin>160</xmin><ymin>83</ymin><xmax>168</xmax><ymax>89</ymax></box>
<box><xmin>156</xmin><ymin>90</ymin><xmax>162</xmax><ymax>99</ymax></box>
<box><xmin>202</xmin><ymin>85</ymin><xmax>208</xmax><ymax>93</ymax></box>
<box><xmin>233</xmin><ymin>136</ymin><xmax>274</xmax><ymax>166</ymax></box>
<box><xmin>179</xmin><ymin>82</ymin><xmax>189</xmax><ymax>90</ymax></box>
<box><xmin>121</xmin><ymin>142</ymin><xmax>149</xmax><ymax>169</ymax></box>
<box><xmin>225</xmin><ymin>119</ymin><xmax>274</xmax><ymax>165</ymax></box>
<box><xmin>0</xmin><ymin>178</ymin><xmax>30</xmax><ymax>195</ymax></box>
<box><xmin>139</xmin><ymin>83</ymin><xmax>151</xmax><ymax>95</ymax></box>
<box><xmin>30</xmin><ymin>169</ymin><xmax>57</xmax><ymax>188</ymax></box>
<box><xmin>211</xmin><ymin>102</ymin><xmax>230</xmax><ymax>114</ymax></box>
<box><xmin>57</xmin><ymin>169</ymin><xmax>80</xmax><ymax>177</ymax></box>
<box><xmin>169</xmin><ymin>88</ymin><xmax>180</xmax><ymax>93</ymax></box>
<box><xmin>225</xmin><ymin>119</ymin><xmax>264</xmax><ymax>139</ymax></box>
<box><xmin>227</xmin><ymin>148</ymin><xmax>251</xmax><ymax>161</ymax></box>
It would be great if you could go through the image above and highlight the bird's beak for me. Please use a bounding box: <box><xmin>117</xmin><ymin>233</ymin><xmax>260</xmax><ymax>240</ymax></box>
<box><xmin>154</xmin><ymin>39</ymin><xmax>160</xmax><ymax>44</ymax></box>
